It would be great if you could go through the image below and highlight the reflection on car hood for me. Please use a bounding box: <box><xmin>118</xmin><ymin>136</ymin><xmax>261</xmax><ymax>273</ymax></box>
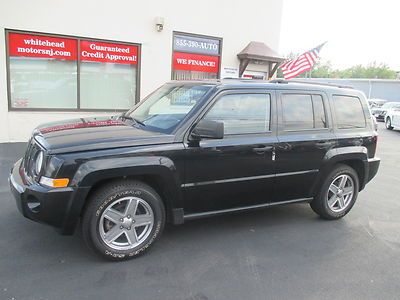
<box><xmin>32</xmin><ymin>116</ymin><xmax>174</xmax><ymax>154</ymax></box>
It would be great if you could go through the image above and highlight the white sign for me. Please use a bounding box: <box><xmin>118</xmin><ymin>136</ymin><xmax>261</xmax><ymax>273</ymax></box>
<box><xmin>221</xmin><ymin>67</ymin><xmax>239</xmax><ymax>78</ymax></box>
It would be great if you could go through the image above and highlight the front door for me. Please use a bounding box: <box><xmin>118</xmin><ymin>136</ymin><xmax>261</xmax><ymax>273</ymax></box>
<box><xmin>183</xmin><ymin>90</ymin><xmax>277</xmax><ymax>215</ymax></box>
<box><xmin>273</xmin><ymin>91</ymin><xmax>336</xmax><ymax>202</ymax></box>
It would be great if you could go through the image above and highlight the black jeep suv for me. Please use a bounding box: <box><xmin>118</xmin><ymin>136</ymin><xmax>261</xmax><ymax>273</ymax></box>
<box><xmin>9</xmin><ymin>79</ymin><xmax>380</xmax><ymax>260</ymax></box>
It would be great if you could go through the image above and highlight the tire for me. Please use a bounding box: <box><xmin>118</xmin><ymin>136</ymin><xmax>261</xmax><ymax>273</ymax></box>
<box><xmin>386</xmin><ymin>117</ymin><xmax>394</xmax><ymax>130</ymax></box>
<box><xmin>82</xmin><ymin>179</ymin><xmax>165</xmax><ymax>261</ymax></box>
<box><xmin>310</xmin><ymin>164</ymin><xmax>359</xmax><ymax>220</ymax></box>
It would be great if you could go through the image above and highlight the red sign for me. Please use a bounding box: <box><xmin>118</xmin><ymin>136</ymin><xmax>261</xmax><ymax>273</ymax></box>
<box><xmin>80</xmin><ymin>40</ymin><xmax>138</xmax><ymax>65</ymax></box>
<box><xmin>173</xmin><ymin>52</ymin><xmax>219</xmax><ymax>73</ymax></box>
<box><xmin>8</xmin><ymin>33</ymin><xmax>77</xmax><ymax>60</ymax></box>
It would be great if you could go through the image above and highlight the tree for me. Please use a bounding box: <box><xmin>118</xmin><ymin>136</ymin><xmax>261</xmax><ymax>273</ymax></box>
<box><xmin>277</xmin><ymin>56</ymin><xmax>397</xmax><ymax>79</ymax></box>
<box><xmin>338</xmin><ymin>62</ymin><xmax>396</xmax><ymax>79</ymax></box>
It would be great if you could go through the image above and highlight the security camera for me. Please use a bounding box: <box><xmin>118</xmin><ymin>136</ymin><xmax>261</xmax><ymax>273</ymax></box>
<box><xmin>155</xmin><ymin>17</ymin><xmax>164</xmax><ymax>32</ymax></box>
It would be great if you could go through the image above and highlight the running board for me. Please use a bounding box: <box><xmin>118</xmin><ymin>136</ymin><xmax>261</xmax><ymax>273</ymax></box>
<box><xmin>183</xmin><ymin>197</ymin><xmax>313</xmax><ymax>221</ymax></box>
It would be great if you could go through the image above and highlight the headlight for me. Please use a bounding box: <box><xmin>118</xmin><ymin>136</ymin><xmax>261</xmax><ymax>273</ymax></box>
<box><xmin>34</xmin><ymin>150</ymin><xmax>44</xmax><ymax>175</ymax></box>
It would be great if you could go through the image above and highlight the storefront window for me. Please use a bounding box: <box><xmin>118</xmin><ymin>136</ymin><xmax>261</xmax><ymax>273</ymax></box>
<box><xmin>80</xmin><ymin>40</ymin><xmax>138</xmax><ymax>109</ymax></box>
<box><xmin>6</xmin><ymin>31</ymin><xmax>140</xmax><ymax>111</ymax></box>
<box><xmin>172</xmin><ymin>33</ymin><xmax>221</xmax><ymax>80</ymax></box>
<box><xmin>8</xmin><ymin>33</ymin><xmax>78</xmax><ymax>109</ymax></box>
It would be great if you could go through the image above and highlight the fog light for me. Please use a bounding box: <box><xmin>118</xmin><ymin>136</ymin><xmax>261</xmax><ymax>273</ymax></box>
<box><xmin>27</xmin><ymin>195</ymin><xmax>41</xmax><ymax>213</ymax></box>
<box><xmin>40</xmin><ymin>176</ymin><xmax>69</xmax><ymax>188</ymax></box>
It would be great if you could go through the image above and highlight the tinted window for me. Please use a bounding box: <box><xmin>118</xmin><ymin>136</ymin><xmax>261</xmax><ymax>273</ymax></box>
<box><xmin>333</xmin><ymin>95</ymin><xmax>366</xmax><ymax>129</ymax></box>
<box><xmin>312</xmin><ymin>95</ymin><xmax>327</xmax><ymax>128</ymax></box>
<box><xmin>204</xmin><ymin>93</ymin><xmax>271</xmax><ymax>135</ymax></box>
<box><xmin>282</xmin><ymin>94</ymin><xmax>328</xmax><ymax>130</ymax></box>
<box><xmin>282</xmin><ymin>94</ymin><xmax>314</xmax><ymax>130</ymax></box>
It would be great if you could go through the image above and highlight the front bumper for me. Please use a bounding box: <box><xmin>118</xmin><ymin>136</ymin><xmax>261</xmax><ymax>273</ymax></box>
<box><xmin>373</xmin><ymin>114</ymin><xmax>385</xmax><ymax>121</ymax></box>
<box><xmin>9</xmin><ymin>159</ymin><xmax>89</xmax><ymax>235</ymax></box>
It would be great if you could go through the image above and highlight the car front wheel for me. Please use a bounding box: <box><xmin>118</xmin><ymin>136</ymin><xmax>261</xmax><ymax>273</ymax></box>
<box><xmin>386</xmin><ymin>117</ymin><xmax>394</xmax><ymax>130</ymax></box>
<box><xmin>82</xmin><ymin>179</ymin><xmax>165</xmax><ymax>261</ymax></box>
<box><xmin>310</xmin><ymin>164</ymin><xmax>359</xmax><ymax>220</ymax></box>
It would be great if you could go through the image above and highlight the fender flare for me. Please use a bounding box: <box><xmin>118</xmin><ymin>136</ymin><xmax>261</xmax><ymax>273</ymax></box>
<box><xmin>63</xmin><ymin>156</ymin><xmax>184</xmax><ymax>231</ymax></box>
<box><xmin>311</xmin><ymin>146</ymin><xmax>369</xmax><ymax>196</ymax></box>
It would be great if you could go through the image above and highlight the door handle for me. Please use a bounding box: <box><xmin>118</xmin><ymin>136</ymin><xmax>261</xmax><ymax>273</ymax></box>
<box><xmin>253</xmin><ymin>146</ymin><xmax>273</xmax><ymax>154</ymax></box>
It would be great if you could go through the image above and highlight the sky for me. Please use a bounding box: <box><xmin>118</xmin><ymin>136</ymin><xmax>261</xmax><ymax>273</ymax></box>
<box><xmin>279</xmin><ymin>0</ymin><xmax>400</xmax><ymax>70</ymax></box>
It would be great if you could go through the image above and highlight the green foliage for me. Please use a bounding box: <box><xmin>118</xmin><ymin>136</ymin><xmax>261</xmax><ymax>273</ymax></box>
<box><xmin>337</xmin><ymin>62</ymin><xmax>397</xmax><ymax>79</ymax></box>
<box><xmin>277</xmin><ymin>57</ymin><xmax>397</xmax><ymax>79</ymax></box>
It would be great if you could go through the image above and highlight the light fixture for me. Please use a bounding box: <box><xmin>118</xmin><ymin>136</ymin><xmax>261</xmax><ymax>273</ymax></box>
<box><xmin>155</xmin><ymin>16</ymin><xmax>164</xmax><ymax>32</ymax></box>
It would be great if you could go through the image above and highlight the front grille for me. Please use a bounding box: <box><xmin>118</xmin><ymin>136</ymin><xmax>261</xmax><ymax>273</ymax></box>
<box><xmin>22</xmin><ymin>138</ymin><xmax>41</xmax><ymax>182</ymax></box>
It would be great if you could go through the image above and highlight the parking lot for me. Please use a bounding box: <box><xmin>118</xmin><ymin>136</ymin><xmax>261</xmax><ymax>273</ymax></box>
<box><xmin>0</xmin><ymin>123</ymin><xmax>399</xmax><ymax>300</ymax></box>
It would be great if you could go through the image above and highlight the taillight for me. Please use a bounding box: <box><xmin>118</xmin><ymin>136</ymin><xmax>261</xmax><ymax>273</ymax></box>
<box><xmin>370</xmin><ymin>135</ymin><xmax>378</xmax><ymax>158</ymax></box>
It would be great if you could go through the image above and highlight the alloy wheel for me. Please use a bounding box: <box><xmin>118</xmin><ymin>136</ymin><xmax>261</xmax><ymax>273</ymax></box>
<box><xmin>99</xmin><ymin>196</ymin><xmax>154</xmax><ymax>250</ymax></box>
<box><xmin>326</xmin><ymin>174</ymin><xmax>354</xmax><ymax>213</ymax></box>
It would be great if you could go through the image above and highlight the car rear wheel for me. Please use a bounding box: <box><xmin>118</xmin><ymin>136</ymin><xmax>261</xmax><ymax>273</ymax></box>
<box><xmin>386</xmin><ymin>117</ymin><xmax>394</xmax><ymax>130</ymax></box>
<box><xmin>310</xmin><ymin>164</ymin><xmax>359</xmax><ymax>220</ymax></box>
<box><xmin>82</xmin><ymin>179</ymin><xmax>165</xmax><ymax>261</ymax></box>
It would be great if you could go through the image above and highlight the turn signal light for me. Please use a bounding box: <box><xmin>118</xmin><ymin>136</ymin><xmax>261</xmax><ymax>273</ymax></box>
<box><xmin>40</xmin><ymin>176</ymin><xmax>70</xmax><ymax>188</ymax></box>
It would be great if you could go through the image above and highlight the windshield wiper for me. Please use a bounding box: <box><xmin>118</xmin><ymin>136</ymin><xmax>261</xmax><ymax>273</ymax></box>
<box><xmin>118</xmin><ymin>114</ymin><xmax>146</xmax><ymax>126</ymax></box>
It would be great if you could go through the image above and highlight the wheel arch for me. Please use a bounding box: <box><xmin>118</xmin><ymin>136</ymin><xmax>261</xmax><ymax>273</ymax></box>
<box><xmin>64</xmin><ymin>156</ymin><xmax>184</xmax><ymax>234</ymax></box>
<box><xmin>82</xmin><ymin>174</ymin><xmax>179</xmax><ymax>224</ymax></box>
<box><xmin>311</xmin><ymin>147</ymin><xmax>369</xmax><ymax>196</ymax></box>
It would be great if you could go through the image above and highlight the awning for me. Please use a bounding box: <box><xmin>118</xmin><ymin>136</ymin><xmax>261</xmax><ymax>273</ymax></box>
<box><xmin>237</xmin><ymin>41</ymin><xmax>284</xmax><ymax>78</ymax></box>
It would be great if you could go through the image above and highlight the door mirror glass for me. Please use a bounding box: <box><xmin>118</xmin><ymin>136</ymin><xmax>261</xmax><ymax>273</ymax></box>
<box><xmin>191</xmin><ymin>120</ymin><xmax>224</xmax><ymax>140</ymax></box>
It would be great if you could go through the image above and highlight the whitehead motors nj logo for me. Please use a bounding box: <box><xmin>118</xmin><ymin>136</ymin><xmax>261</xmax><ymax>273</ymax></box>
<box><xmin>8</xmin><ymin>33</ymin><xmax>77</xmax><ymax>60</ymax></box>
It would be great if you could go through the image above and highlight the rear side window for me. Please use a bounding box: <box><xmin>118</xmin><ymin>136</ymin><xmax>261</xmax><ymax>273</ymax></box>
<box><xmin>332</xmin><ymin>95</ymin><xmax>366</xmax><ymax>129</ymax></box>
<box><xmin>282</xmin><ymin>94</ymin><xmax>327</xmax><ymax>130</ymax></box>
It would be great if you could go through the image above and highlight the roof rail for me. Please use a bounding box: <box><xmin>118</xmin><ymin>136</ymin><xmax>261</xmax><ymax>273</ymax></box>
<box><xmin>270</xmin><ymin>79</ymin><xmax>354</xmax><ymax>89</ymax></box>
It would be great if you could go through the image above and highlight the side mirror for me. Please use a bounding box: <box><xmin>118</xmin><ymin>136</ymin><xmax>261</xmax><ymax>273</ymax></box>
<box><xmin>190</xmin><ymin>120</ymin><xmax>224</xmax><ymax>140</ymax></box>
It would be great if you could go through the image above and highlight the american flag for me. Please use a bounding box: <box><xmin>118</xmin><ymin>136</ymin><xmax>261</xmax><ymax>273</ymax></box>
<box><xmin>280</xmin><ymin>42</ymin><xmax>326</xmax><ymax>80</ymax></box>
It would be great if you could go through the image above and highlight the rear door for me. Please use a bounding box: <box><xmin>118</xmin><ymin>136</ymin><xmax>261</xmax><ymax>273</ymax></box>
<box><xmin>273</xmin><ymin>90</ymin><xmax>336</xmax><ymax>202</ymax></box>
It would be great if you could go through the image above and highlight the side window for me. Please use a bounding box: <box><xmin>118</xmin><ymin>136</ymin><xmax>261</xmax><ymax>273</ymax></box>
<box><xmin>332</xmin><ymin>95</ymin><xmax>366</xmax><ymax>129</ymax></box>
<box><xmin>204</xmin><ymin>93</ymin><xmax>271</xmax><ymax>135</ymax></box>
<box><xmin>312</xmin><ymin>95</ymin><xmax>327</xmax><ymax>128</ymax></box>
<box><xmin>282</xmin><ymin>94</ymin><xmax>327</xmax><ymax>130</ymax></box>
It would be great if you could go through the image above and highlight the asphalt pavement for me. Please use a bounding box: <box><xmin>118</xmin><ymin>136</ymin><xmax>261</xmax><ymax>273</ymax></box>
<box><xmin>0</xmin><ymin>123</ymin><xmax>399</xmax><ymax>300</ymax></box>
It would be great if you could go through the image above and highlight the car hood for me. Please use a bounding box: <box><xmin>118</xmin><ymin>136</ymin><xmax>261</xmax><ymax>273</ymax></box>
<box><xmin>371</xmin><ymin>108</ymin><xmax>386</xmax><ymax>113</ymax></box>
<box><xmin>32</xmin><ymin>116</ymin><xmax>175</xmax><ymax>154</ymax></box>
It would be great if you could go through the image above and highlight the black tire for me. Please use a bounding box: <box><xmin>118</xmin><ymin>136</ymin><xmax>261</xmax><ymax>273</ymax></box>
<box><xmin>310</xmin><ymin>164</ymin><xmax>359</xmax><ymax>220</ymax></box>
<box><xmin>386</xmin><ymin>117</ymin><xmax>394</xmax><ymax>130</ymax></box>
<box><xmin>82</xmin><ymin>179</ymin><xmax>165</xmax><ymax>261</ymax></box>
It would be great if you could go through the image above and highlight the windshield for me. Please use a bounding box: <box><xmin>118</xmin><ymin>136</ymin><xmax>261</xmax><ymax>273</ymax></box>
<box><xmin>125</xmin><ymin>83</ymin><xmax>213</xmax><ymax>133</ymax></box>
<box><xmin>381</xmin><ymin>102</ymin><xmax>398</xmax><ymax>109</ymax></box>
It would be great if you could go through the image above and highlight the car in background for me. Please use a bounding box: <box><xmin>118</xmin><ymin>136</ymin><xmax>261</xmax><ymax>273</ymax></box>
<box><xmin>368</xmin><ymin>98</ymin><xmax>387</xmax><ymax>109</ymax></box>
<box><xmin>371</xmin><ymin>102</ymin><xmax>400</xmax><ymax>122</ymax></box>
<box><xmin>385</xmin><ymin>106</ymin><xmax>400</xmax><ymax>130</ymax></box>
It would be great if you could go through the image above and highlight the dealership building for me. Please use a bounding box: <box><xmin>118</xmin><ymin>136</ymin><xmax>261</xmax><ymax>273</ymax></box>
<box><xmin>0</xmin><ymin>0</ymin><xmax>283</xmax><ymax>143</ymax></box>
